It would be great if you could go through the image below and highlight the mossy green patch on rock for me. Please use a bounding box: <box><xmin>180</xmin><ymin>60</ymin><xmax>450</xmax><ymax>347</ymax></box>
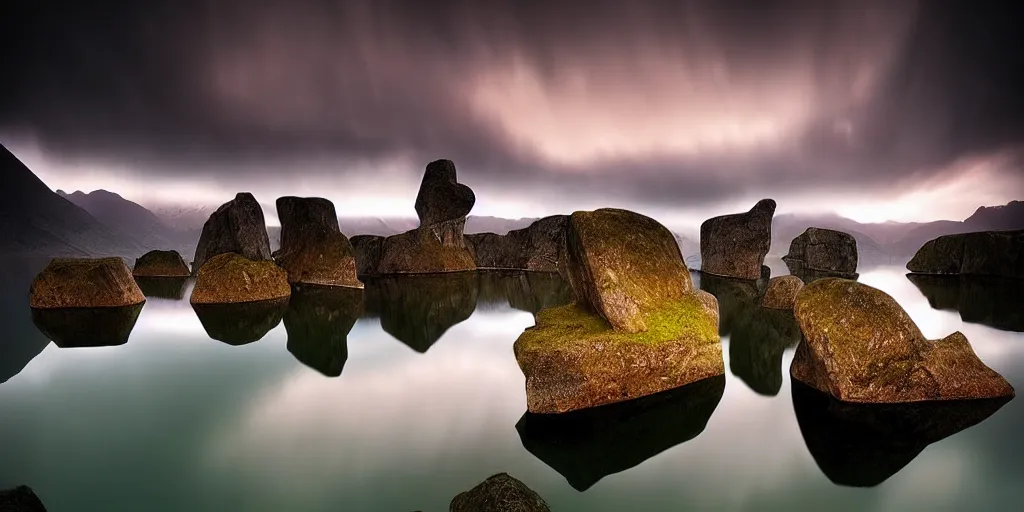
<box><xmin>190</xmin><ymin>252</ymin><xmax>291</xmax><ymax>304</ymax></box>
<box><xmin>30</xmin><ymin>257</ymin><xmax>145</xmax><ymax>309</ymax></box>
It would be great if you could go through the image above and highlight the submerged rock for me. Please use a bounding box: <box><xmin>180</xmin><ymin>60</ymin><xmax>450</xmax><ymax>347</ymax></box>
<box><xmin>907</xmin><ymin>229</ymin><xmax>1024</xmax><ymax>279</ymax></box>
<box><xmin>284</xmin><ymin>284</ymin><xmax>363</xmax><ymax>376</ymax></box>
<box><xmin>351</xmin><ymin>235</ymin><xmax>385</xmax><ymax>277</ymax></box>
<box><xmin>132</xmin><ymin>249</ymin><xmax>191</xmax><ymax>277</ymax></box>
<box><xmin>466</xmin><ymin>215</ymin><xmax>568</xmax><ymax>272</ymax></box>
<box><xmin>515</xmin><ymin>208</ymin><xmax>723</xmax><ymax>414</ymax></box>
<box><xmin>699</xmin><ymin>199</ymin><xmax>776</xmax><ymax>280</ymax></box>
<box><xmin>30</xmin><ymin>257</ymin><xmax>145</xmax><ymax>309</ymax></box>
<box><xmin>0</xmin><ymin>485</ymin><xmax>48</xmax><ymax>511</ymax></box>
<box><xmin>791</xmin><ymin>278</ymin><xmax>1014</xmax><ymax>402</ymax></box>
<box><xmin>192</xmin><ymin>298</ymin><xmax>289</xmax><ymax>345</ymax></box>
<box><xmin>450</xmin><ymin>473</ymin><xmax>549</xmax><ymax>512</ymax></box>
<box><xmin>190</xmin><ymin>253</ymin><xmax>291</xmax><ymax>304</ymax></box>
<box><xmin>415</xmin><ymin>159</ymin><xmax>475</xmax><ymax>227</ymax></box>
<box><xmin>31</xmin><ymin>303</ymin><xmax>144</xmax><ymax>348</ymax></box>
<box><xmin>761</xmin><ymin>275</ymin><xmax>804</xmax><ymax>310</ymax></box>
<box><xmin>782</xmin><ymin>227</ymin><xmax>858</xmax><ymax>277</ymax></box>
<box><xmin>363</xmin><ymin>272</ymin><xmax>479</xmax><ymax>352</ymax></box>
<box><xmin>273</xmin><ymin>196</ymin><xmax>361</xmax><ymax>288</ymax></box>
<box><xmin>192</xmin><ymin>192</ymin><xmax>272</xmax><ymax>274</ymax></box>
<box><xmin>907</xmin><ymin>274</ymin><xmax>1024</xmax><ymax>332</ymax></box>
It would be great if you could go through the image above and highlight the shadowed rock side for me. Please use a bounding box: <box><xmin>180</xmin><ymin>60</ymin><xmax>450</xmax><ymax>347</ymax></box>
<box><xmin>907</xmin><ymin>229</ymin><xmax>1024</xmax><ymax>279</ymax></box>
<box><xmin>791</xmin><ymin>278</ymin><xmax>1015</xmax><ymax>402</ymax></box>
<box><xmin>0</xmin><ymin>485</ymin><xmax>48</xmax><ymax>511</ymax></box>
<box><xmin>350</xmin><ymin>234</ymin><xmax>384</xmax><ymax>277</ymax></box>
<box><xmin>515</xmin><ymin>208</ymin><xmax>723</xmax><ymax>414</ymax></box>
<box><xmin>273</xmin><ymin>196</ymin><xmax>361</xmax><ymax>288</ymax></box>
<box><xmin>475</xmin><ymin>271</ymin><xmax>572</xmax><ymax>314</ymax></box>
<box><xmin>29</xmin><ymin>257</ymin><xmax>145</xmax><ymax>309</ymax></box>
<box><xmin>31</xmin><ymin>303</ymin><xmax>144</xmax><ymax>348</ymax></box>
<box><xmin>516</xmin><ymin>374</ymin><xmax>725</xmax><ymax>491</ymax></box>
<box><xmin>284</xmin><ymin>284</ymin><xmax>363</xmax><ymax>377</ymax></box>
<box><xmin>134</xmin><ymin>277</ymin><xmax>189</xmax><ymax>300</ymax></box>
<box><xmin>191</xmin><ymin>192</ymin><xmax>272</xmax><ymax>274</ymax></box>
<box><xmin>466</xmin><ymin>215</ymin><xmax>568</xmax><ymax>272</ymax></box>
<box><xmin>783</xmin><ymin>258</ymin><xmax>857</xmax><ymax>284</ymax></box>
<box><xmin>363</xmin><ymin>273</ymin><xmax>478</xmax><ymax>353</ymax></box>
<box><xmin>132</xmin><ymin>249</ymin><xmax>191</xmax><ymax>277</ymax></box>
<box><xmin>907</xmin><ymin>274</ymin><xmax>1024</xmax><ymax>332</ymax></box>
<box><xmin>190</xmin><ymin>253</ymin><xmax>291</xmax><ymax>304</ymax></box>
<box><xmin>761</xmin><ymin>275</ymin><xmax>804</xmax><ymax>309</ymax></box>
<box><xmin>450</xmin><ymin>473</ymin><xmax>550</xmax><ymax>512</ymax></box>
<box><xmin>0</xmin><ymin>258</ymin><xmax>52</xmax><ymax>383</ymax></box>
<box><xmin>700</xmin><ymin>199</ymin><xmax>776</xmax><ymax>280</ymax></box>
<box><xmin>782</xmin><ymin>227</ymin><xmax>859</xmax><ymax>277</ymax></box>
<box><xmin>792</xmin><ymin>380</ymin><xmax>1013</xmax><ymax>487</ymax></box>
<box><xmin>192</xmin><ymin>298</ymin><xmax>289</xmax><ymax>345</ymax></box>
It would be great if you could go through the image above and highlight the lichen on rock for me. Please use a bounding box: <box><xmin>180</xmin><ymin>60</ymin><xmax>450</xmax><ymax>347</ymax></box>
<box><xmin>450</xmin><ymin>473</ymin><xmax>549</xmax><ymax>512</ymax></box>
<box><xmin>30</xmin><ymin>257</ymin><xmax>145</xmax><ymax>309</ymax></box>
<box><xmin>190</xmin><ymin>252</ymin><xmax>291</xmax><ymax>304</ymax></box>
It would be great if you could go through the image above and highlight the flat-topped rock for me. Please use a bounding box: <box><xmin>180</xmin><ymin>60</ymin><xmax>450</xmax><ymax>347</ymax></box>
<box><xmin>907</xmin><ymin>230</ymin><xmax>1024</xmax><ymax>279</ymax></box>
<box><xmin>192</xmin><ymin>192</ymin><xmax>272</xmax><ymax>274</ymax></box>
<box><xmin>466</xmin><ymin>215</ymin><xmax>567</xmax><ymax>272</ymax></box>
<box><xmin>190</xmin><ymin>253</ymin><xmax>291</xmax><ymax>304</ymax></box>
<box><xmin>783</xmin><ymin>227</ymin><xmax>858</xmax><ymax>276</ymax></box>
<box><xmin>450</xmin><ymin>473</ymin><xmax>549</xmax><ymax>512</ymax></box>
<box><xmin>415</xmin><ymin>159</ymin><xmax>475</xmax><ymax>227</ymax></box>
<box><xmin>273</xmin><ymin>196</ymin><xmax>361</xmax><ymax>287</ymax></box>
<box><xmin>132</xmin><ymin>249</ymin><xmax>191</xmax><ymax>277</ymax></box>
<box><xmin>700</xmin><ymin>199</ymin><xmax>776</xmax><ymax>280</ymax></box>
<box><xmin>30</xmin><ymin>257</ymin><xmax>145</xmax><ymax>309</ymax></box>
<box><xmin>761</xmin><ymin>275</ymin><xmax>804</xmax><ymax>310</ymax></box>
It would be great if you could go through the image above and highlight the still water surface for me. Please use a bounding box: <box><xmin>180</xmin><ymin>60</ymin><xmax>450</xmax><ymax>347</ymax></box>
<box><xmin>1</xmin><ymin>259</ymin><xmax>1022</xmax><ymax>511</ymax></box>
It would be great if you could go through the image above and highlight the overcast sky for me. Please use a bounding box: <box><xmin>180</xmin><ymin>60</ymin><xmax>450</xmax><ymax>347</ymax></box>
<box><xmin>2</xmin><ymin>0</ymin><xmax>1022</xmax><ymax>225</ymax></box>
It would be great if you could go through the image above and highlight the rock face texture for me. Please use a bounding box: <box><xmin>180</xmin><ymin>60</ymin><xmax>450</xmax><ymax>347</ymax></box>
<box><xmin>906</xmin><ymin>230</ymin><xmax>1024</xmax><ymax>279</ymax></box>
<box><xmin>761</xmin><ymin>275</ymin><xmax>804</xmax><ymax>310</ymax></box>
<box><xmin>791</xmin><ymin>278</ymin><xmax>1015</xmax><ymax>402</ymax></box>
<box><xmin>30</xmin><ymin>257</ymin><xmax>145</xmax><ymax>309</ymax></box>
<box><xmin>132</xmin><ymin>250</ymin><xmax>191</xmax><ymax>277</ymax></box>
<box><xmin>700</xmin><ymin>199</ymin><xmax>776</xmax><ymax>280</ymax></box>
<box><xmin>466</xmin><ymin>215</ymin><xmax>568</xmax><ymax>271</ymax></box>
<box><xmin>450</xmin><ymin>473</ymin><xmax>550</xmax><ymax>512</ymax></box>
<box><xmin>192</xmin><ymin>192</ymin><xmax>272</xmax><ymax>274</ymax></box>
<box><xmin>783</xmin><ymin>227</ymin><xmax>859</xmax><ymax>277</ymax></box>
<box><xmin>272</xmin><ymin>196</ymin><xmax>361</xmax><ymax>287</ymax></box>
<box><xmin>514</xmin><ymin>208</ymin><xmax>724</xmax><ymax>414</ymax></box>
<box><xmin>415</xmin><ymin>159</ymin><xmax>476</xmax><ymax>226</ymax></box>
<box><xmin>350</xmin><ymin>235</ymin><xmax>384</xmax><ymax>277</ymax></box>
<box><xmin>190</xmin><ymin>253</ymin><xmax>291</xmax><ymax>304</ymax></box>
<box><xmin>0</xmin><ymin>485</ymin><xmax>48</xmax><ymax>511</ymax></box>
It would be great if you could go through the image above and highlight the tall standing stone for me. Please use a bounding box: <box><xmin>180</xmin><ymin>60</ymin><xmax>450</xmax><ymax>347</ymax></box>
<box><xmin>700</xmin><ymin>199</ymin><xmax>776</xmax><ymax>280</ymax></box>
<box><xmin>192</xmin><ymin>192</ymin><xmax>272</xmax><ymax>274</ymax></box>
<box><xmin>273</xmin><ymin>196</ymin><xmax>361</xmax><ymax>288</ymax></box>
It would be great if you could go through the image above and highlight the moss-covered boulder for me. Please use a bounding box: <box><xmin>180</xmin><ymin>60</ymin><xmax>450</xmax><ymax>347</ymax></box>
<box><xmin>466</xmin><ymin>215</ymin><xmax>568</xmax><ymax>271</ymax></box>
<box><xmin>192</xmin><ymin>192</ymin><xmax>272</xmax><ymax>274</ymax></box>
<box><xmin>350</xmin><ymin>234</ymin><xmax>384</xmax><ymax>277</ymax></box>
<box><xmin>515</xmin><ymin>208</ymin><xmax>723</xmax><ymax>414</ymax></box>
<box><xmin>132</xmin><ymin>249</ymin><xmax>191</xmax><ymax>277</ymax></box>
<box><xmin>415</xmin><ymin>159</ymin><xmax>475</xmax><ymax>227</ymax></box>
<box><xmin>761</xmin><ymin>275</ymin><xmax>804</xmax><ymax>310</ymax></box>
<box><xmin>273</xmin><ymin>196</ymin><xmax>361</xmax><ymax>288</ymax></box>
<box><xmin>376</xmin><ymin>220</ymin><xmax>476</xmax><ymax>274</ymax></box>
<box><xmin>699</xmin><ymin>199</ymin><xmax>776</xmax><ymax>280</ymax></box>
<box><xmin>30</xmin><ymin>257</ymin><xmax>145</xmax><ymax>309</ymax></box>
<box><xmin>450</xmin><ymin>473</ymin><xmax>549</xmax><ymax>512</ymax></box>
<box><xmin>782</xmin><ymin>227</ymin><xmax>859</xmax><ymax>277</ymax></box>
<box><xmin>0</xmin><ymin>485</ymin><xmax>48</xmax><ymax>511</ymax></box>
<box><xmin>190</xmin><ymin>253</ymin><xmax>291</xmax><ymax>304</ymax></box>
<box><xmin>791</xmin><ymin>278</ymin><xmax>1015</xmax><ymax>402</ymax></box>
<box><xmin>907</xmin><ymin>230</ymin><xmax>1024</xmax><ymax>279</ymax></box>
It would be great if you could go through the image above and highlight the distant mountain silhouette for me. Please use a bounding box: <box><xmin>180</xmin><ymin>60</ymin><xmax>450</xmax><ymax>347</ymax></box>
<box><xmin>964</xmin><ymin>201</ymin><xmax>1024</xmax><ymax>230</ymax></box>
<box><xmin>57</xmin><ymin>189</ymin><xmax>183</xmax><ymax>250</ymax></box>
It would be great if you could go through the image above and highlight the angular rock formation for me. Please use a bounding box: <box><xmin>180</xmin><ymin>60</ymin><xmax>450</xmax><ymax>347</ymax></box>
<box><xmin>189</xmin><ymin>253</ymin><xmax>291</xmax><ymax>304</ymax></box>
<box><xmin>465</xmin><ymin>215</ymin><xmax>568</xmax><ymax>271</ymax></box>
<box><xmin>362</xmin><ymin>273</ymin><xmax>478</xmax><ymax>352</ymax></box>
<box><xmin>350</xmin><ymin>234</ymin><xmax>384</xmax><ymax>277</ymax></box>
<box><xmin>0</xmin><ymin>485</ymin><xmax>48</xmax><ymax>511</ymax></box>
<box><xmin>515</xmin><ymin>208</ymin><xmax>724</xmax><ymax>414</ymax></box>
<box><xmin>907</xmin><ymin>229</ymin><xmax>1024</xmax><ymax>279</ymax></box>
<box><xmin>32</xmin><ymin>303</ymin><xmax>145</xmax><ymax>347</ymax></box>
<box><xmin>192</xmin><ymin>192</ymin><xmax>272</xmax><ymax>274</ymax></box>
<box><xmin>699</xmin><ymin>199</ymin><xmax>776</xmax><ymax>280</ymax></box>
<box><xmin>907</xmin><ymin>274</ymin><xmax>1024</xmax><ymax>332</ymax></box>
<box><xmin>132</xmin><ymin>249</ymin><xmax>191</xmax><ymax>277</ymax></box>
<box><xmin>791</xmin><ymin>278</ymin><xmax>1015</xmax><ymax>402</ymax></box>
<box><xmin>192</xmin><ymin>299</ymin><xmax>288</xmax><ymax>345</ymax></box>
<box><xmin>273</xmin><ymin>196</ymin><xmax>361</xmax><ymax>288</ymax></box>
<box><xmin>761</xmin><ymin>275</ymin><xmax>804</xmax><ymax>310</ymax></box>
<box><xmin>783</xmin><ymin>227</ymin><xmax>858</xmax><ymax>277</ymax></box>
<box><xmin>450</xmin><ymin>473</ymin><xmax>549</xmax><ymax>512</ymax></box>
<box><xmin>284</xmin><ymin>285</ymin><xmax>363</xmax><ymax>376</ymax></box>
<box><xmin>29</xmin><ymin>257</ymin><xmax>145</xmax><ymax>309</ymax></box>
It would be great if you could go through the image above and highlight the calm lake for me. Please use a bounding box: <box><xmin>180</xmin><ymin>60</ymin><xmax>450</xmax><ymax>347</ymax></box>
<box><xmin>1</xmin><ymin>257</ymin><xmax>1022</xmax><ymax>511</ymax></box>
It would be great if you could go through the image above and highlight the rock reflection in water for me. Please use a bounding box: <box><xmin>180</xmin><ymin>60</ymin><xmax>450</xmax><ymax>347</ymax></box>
<box><xmin>362</xmin><ymin>273</ymin><xmax>478</xmax><ymax>353</ymax></box>
<box><xmin>784</xmin><ymin>259</ymin><xmax>857</xmax><ymax>284</ymax></box>
<box><xmin>31</xmin><ymin>303</ymin><xmax>145</xmax><ymax>348</ymax></box>
<box><xmin>283</xmin><ymin>284</ymin><xmax>363</xmax><ymax>377</ymax></box>
<box><xmin>192</xmin><ymin>298</ymin><xmax>289</xmax><ymax>346</ymax></box>
<box><xmin>475</xmin><ymin>271</ymin><xmax>572</xmax><ymax>314</ymax></box>
<box><xmin>792</xmin><ymin>380</ymin><xmax>1013</xmax><ymax>487</ymax></box>
<box><xmin>134</xmin><ymin>276</ymin><xmax>189</xmax><ymax>300</ymax></box>
<box><xmin>516</xmin><ymin>374</ymin><xmax>725</xmax><ymax>492</ymax></box>
<box><xmin>906</xmin><ymin>274</ymin><xmax>1024</xmax><ymax>332</ymax></box>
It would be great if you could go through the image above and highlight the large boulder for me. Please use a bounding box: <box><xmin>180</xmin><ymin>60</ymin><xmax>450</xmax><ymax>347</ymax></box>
<box><xmin>376</xmin><ymin>219</ymin><xmax>476</xmax><ymax>274</ymax></box>
<box><xmin>906</xmin><ymin>230</ymin><xmax>1024</xmax><ymax>279</ymax></box>
<box><xmin>132</xmin><ymin>250</ymin><xmax>191</xmax><ymax>277</ymax></box>
<box><xmin>791</xmin><ymin>278</ymin><xmax>1014</xmax><ymax>402</ymax></box>
<box><xmin>761</xmin><ymin>275</ymin><xmax>804</xmax><ymax>310</ymax></box>
<box><xmin>783</xmin><ymin>227</ymin><xmax>858</xmax><ymax>277</ymax></box>
<box><xmin>190</xmin><ymin>253</ymin><xmax>291</xmax><ymax>304</ymax></box>
<box><xmin>700</xmin><ymin>199</ymin><xmax>776</xmax><ymax>280</ymax></box>
<box><xmin>272</xmin><ymin>196</ymin><xmax>361</xmax><ymax>288</ymax></box>
<box><xmin>350</xmin><ymin>234</ymin><xmax>384</xmax><ymax>277</ymax></box>
<box><xmin>192</xmin><ymin>192</ymin><xmax>272</xmax><ymax>274</ymax></box>
<box><xmin>415</xmin><ymin>159</ymin><xmax>475</xmax><ymax>227</ymax></box>
<box><xmin>0</xmin><ymin>485</ymin><xmax>48</xmax><ymax>511</ymax></box>
<box><xmin>450</xmin><ymin>473</ymin><xmax>549</xmax><ymax>512</ymax></box>
<box><xmin>466</xmin><ymin>215</ymin><xmax>568</xmax><ymax>271</ymax></box>
<box><xmin>29</xmin><ymin>257</ymin><xmax>145</xmax><ymax>309</ymax></box>
<box><xmin>514</xmin><ymin>208</ymin><xmax>723</xmax><ymax>414</ymax></box>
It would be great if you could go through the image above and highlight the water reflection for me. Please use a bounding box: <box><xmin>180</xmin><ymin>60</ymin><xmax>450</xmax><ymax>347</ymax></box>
<box><xmin>475</xmin><ymin>271</ymin><xmax>572</xmax><ymax>313</ymax></box>
<box><xmin>192</xmin><ymin>299</ymin><xmax>289</xmax><ymax>346</ymax></box>
<box><xmin>906</xmin><ymin>274</ymin><xmax>1024</xmax><ymax>332</ymax></box>
<box><xmin>362</xmin><ymin>273</ymin><xmax>480</xmax><ymax>353</ymax></box>
<box><xmin>0</xmin><ymin>258</ymin><xmax>51</xmax><ymax>383</ymax></box>
<box><xmin>283</xmin><ymin>285</ymin><xmax>363</xmax><ymax>377</ymax></box>
<box><xmin>31</xmin><ymin>303</ymin><xmax>145</xmax><ymax>348</ymax></box>
<box><xmin>134</xmin><ymin>277</ymin><xmax>189</xmax><ymax>300</ymax></box>
<box><xmin>792</xmin><ymin>380</ymin><xmax>1013</xmax><ymax>487</ymax></box>
<box><xmin>784</xmin><ymin>259</ymin><xmax>858</xmax><ymax>284</ymax></box>
<box><xmin>516</xmin><ymin>374</ymin><xmax>725</xmax><ymax>492</ymax></box>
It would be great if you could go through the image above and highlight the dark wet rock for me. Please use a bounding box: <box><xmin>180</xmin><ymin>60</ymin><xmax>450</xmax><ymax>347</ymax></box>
<box><xmin>782</xmin><ymin>227</ymin><xmax>859</xmax><ymax>277</ymax></box>
<box><xmin>793</xmin><ymin>379</ymin><xmax>1013</xmax><ymax>487</ymax></box>
<box><xmin>192</xmin><ymin>192</ymin><xmax>272</xmax><ymax>274</ymax></box>
<box><xmin>132</xmin><ymin>249</ymin><xmax>191</xmax><ymax>277</ymax></box>
<box><xmin>761</xmin><ymin>275</ymin><xmax>804</xmax><ymax>310</ymax></box>
<box><xmin>29</xmin><ymin>257</ymin><xmax>145</xmax><ymax>309</ymax></box>
<box><xmin>376</xmin><ymin>219</ymin><xmax>477</xmax><ymax>274</ymax></box>
<box><xmin>134</xmin><ymin>276</ymin><xmax>188</xmax><ymax>300</ymax></box>
<box><xmin>273</xmin><ymin>197</ymin><xmax>361</xmax><ymax>288</ymax></box>
<box><xmin>907</xmin><ymin>274</ymin><xmax>1024</xmax><ymax>332</ymax></box>
<box><xmin>190</xmin><ymin>253</ymin><xmax>291</xmax><ymax>304</ymax></box>
<box><xmin>450</xmin><ymin>473</ymin><xmax>549</xmax><ymax>512</ymax></box>
<box><xmin>475</xmin><ymin>271</ymin><xmax>572</xmax><ymax>314</ymax></box>
<box><xmin>351</xmin><ymin>234</ymin><xmax>385</xmax><ymax>277</ymax></box>
<box><xmin>791</xmin><ymin>278</ymin><xmax>1015</xmax><ymax>402</ymax></box>
<box><xmin>515</xmin><ymin>208</ymin><xmax>723</xmax><ymax>414</ymax></box>
<box><xmin>31</xmin><ymin>303</ymin><xmax>144</xmax><ymax>348</ymax></box>
<box><xmin>906</xmin><ymin>229</ymin><xmax>1024</xmax><ymax>279</ymax></box>
<box><xmin>700</xmin><ymin>199</ymin><xmax>776</xmax><ymax>280</ymax></box>
<box><xmin>465</xmin><ymin>215</ymin><xmax>568</xmax><ymax>271</ymax></box>
<box><xmin>415</xmin><ymin>159</ymin><xmax>475</xmax><ymax>228</ymax></box>
<box><xmin>284</xmin><ymin>284</ymin><xmax>363</xmax><ymax>377</ymax></box>
<box><xmin>784</xmin><ymin>258</ymin><xmax>858</xmax><ymax>284</ymax></box>
<box><xmin>363</xmin><ymin>273</ymin><xmax>479</xmax><ymax>353</ymax></box>
<box><xmin>516</xmin><ymin>374</ymin><xmax>724</xmax><ymax>491</ymax></box>
<box><xmin>192</xmin><ymin>298</ymin><xmax>289</xmax><ymax>345</ymax></box>
<box><xmin>0</xmin><ymin>485</ymin><xmax>48</xmax><ymax>511</ymax></box>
